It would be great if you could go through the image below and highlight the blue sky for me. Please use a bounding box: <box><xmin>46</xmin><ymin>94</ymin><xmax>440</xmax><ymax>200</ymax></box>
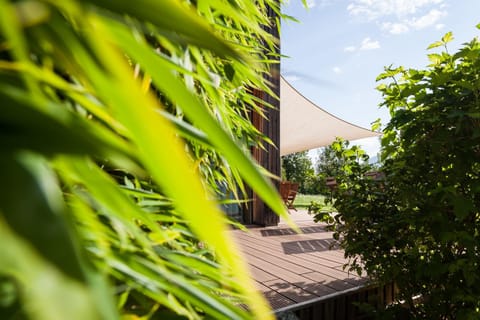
<box><xmin>281</xmin><ymin>0</ymin><xmax>480</xmax><ymax>156</ymax></box>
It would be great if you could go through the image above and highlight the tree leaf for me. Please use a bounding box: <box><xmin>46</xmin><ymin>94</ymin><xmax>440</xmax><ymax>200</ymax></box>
<box><xmin>371</xmin><ymin>118</ymin><xmax>382</xmax><ymax>132</ymax></box>
<box><xmin>428</xmin><ymin>53</ymin><xmax>442</xmax><ymax>65</ymax></box>
<box><xmin>376</xmin><ymin>65</ymin><xmax>404</xmax><ymax>81</ymax></box>
<box><xmin>441</xmin><ymin>31</ymin><xmax>454</xmax><ymax>44</ymax></box>
<box><xmin>427</xmin><ymin>40</ymin><xmax>443</xmax><ymax>50</ymax></box>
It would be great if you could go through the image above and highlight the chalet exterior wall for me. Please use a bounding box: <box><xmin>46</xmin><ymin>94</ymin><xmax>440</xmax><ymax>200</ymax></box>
<box><xmin>222</xmin><ymin>3</ymin><xmax>281</xmax><ymax>226</ymax></box>
<box><xmin>245</xmin><ymin>4</ymin><xmax>281</xmax><ymax>226</ymax></box>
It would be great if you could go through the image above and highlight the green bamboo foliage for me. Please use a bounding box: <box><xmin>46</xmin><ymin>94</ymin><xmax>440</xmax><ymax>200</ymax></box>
<box><xmin>0</xmin><ymin>0</ymin><xmax>292</xmax><ymax>319</ymax></box>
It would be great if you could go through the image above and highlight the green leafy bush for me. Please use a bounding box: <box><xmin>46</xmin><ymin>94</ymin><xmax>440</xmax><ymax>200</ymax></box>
<box><xmin>307</xmin><ymin>200</ymin><xmax>334</xmax><ymax>224</ymax></box>
<box><xmin>323</xmin><ymin>29</ymin><xmax>480</xmax><ymax>319</ymax></box>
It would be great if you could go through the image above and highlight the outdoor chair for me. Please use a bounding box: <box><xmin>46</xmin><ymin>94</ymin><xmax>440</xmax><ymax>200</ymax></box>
<box><xmin>325</xmin><ymin>177</ymin><xmax>337</xmax><ymax>191</ymax></box>
<box><xmin>325</xmin><ymin>177</ymin><xmax>337</xmax><ymax>199</ymax></box>
<box><xmin>280</xmin><ymin>181</ymin><xmax>291</xmax><ymax>203</ymax></box>
<box><xmin>286</xmin><ymin>182</ymin><xmax>298</xmax><ymax>211</ymax></box>
<box><xmin>280</xmin><ymin>181</ymin><xmax>298</xmax><ymax>211</ymax></box>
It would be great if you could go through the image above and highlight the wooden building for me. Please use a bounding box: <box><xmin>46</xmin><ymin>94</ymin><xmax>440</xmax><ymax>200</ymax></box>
<box><xmin>237</xmin><ymin>3</ymin><xmax>379</xmax><ymax>226</ymax></box>
<box><xmin>229</xmin><ymin>3</ymin><xmax>393</xmax><ymax>319</ymax></box>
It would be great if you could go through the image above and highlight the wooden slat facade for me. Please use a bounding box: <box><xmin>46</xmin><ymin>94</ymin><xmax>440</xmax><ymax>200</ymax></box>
<box><xmin>245</xmin><ymin>4</ymin><xmax>281</xmax><ymax>226</ymax></box>
<box><xmin>233</xmin><ymin>210</ymin><xmax>396</xmax><ymax>319</ymax></box>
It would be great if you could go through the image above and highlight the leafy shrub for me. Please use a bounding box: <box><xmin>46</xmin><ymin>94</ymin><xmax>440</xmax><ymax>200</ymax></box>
<box><xmin>323</xmin><ymin>29</ymin><xmax>480</xmax><ymax>319</ymax></box>
<box><xmin>307</xmin><ymin>200</ymin><xmax>334</xmax><ymax>224</ymax></box>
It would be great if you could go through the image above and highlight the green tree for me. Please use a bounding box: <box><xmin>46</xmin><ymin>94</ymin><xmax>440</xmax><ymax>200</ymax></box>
<box><xmin>316</xmin><ymin>144</ymin><xmax>345</xmax><ymax>177</ymax></box>
<box><xmin>282</xmin><ymin>151</ymin><xmax>314</xmax><ymax>193</ymax></box>
<box><xmin>317</xmin><ymin>29</ymin><xmax>480</xmax><ymax>319</ymax></box>
<box><xmin>313</xmin><ymin>143</ymin><xmax>350</xmax><ymax>194</ymax></box>
<box><xmin>0</xmin><ymin>1</ymin><xmax>292</xmax><ymax>319</ymax></box>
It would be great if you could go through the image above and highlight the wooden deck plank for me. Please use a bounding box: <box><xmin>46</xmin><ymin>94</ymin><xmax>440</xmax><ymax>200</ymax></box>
<box><xmin>262</xmin><ymin>280</ymin><xmax>323</xmax><ymax>303</ymax></box>
<box><xmin>233</xmin><ymin>210</ymin><xmax>370</xmax><ymax>311</ymax></box>
<box><xmin>248</xmin><ymin>230</ymin><xmax>347</xmax><ymax>260</ymax></box>
<box><xmin>233</xmin><ymin>229</ymin><xmax>350</xmax><ymax>270</ymax></box>
<box><xmin>244</xmin><ymin>254</ymin><xmax>316</xmax><ymax>284</ymax></box>
<box><xmin>233</xmin><ymin>227</ymin><xmax>335</xmax><ymax>255</ymax></box>
<box><xmin>245</xmin><ymin>254</ymin><xmax>340</xmax><ymax>298</ymax></box>
<box><xmin>248</xmin><ymin>265</ymin><xmax>279</xmax><ymax>283</ymax></box>
<box><xmin>239</xmin><ymin>245</ymin><xmax>313</xmax><ymax>275</ymax></box>
<box><xmin>255</xmin><ymin>282</ymin><xmax>297</xmax><ymax>309</ymax></box>
<box><xmin>301</xmin><ymin>272</ymin><xmax>364</xmax><ymax>291</ymax></box>
<box><xmin>236</xmin><ymin>234</ymin><xmax>361</xmax><ymax>284</ymax></box>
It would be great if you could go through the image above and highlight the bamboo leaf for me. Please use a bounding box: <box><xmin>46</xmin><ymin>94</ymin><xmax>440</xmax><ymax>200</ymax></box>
<box><xmin>0</xmin><ymin>216</ymin><xmax>105</xmax><ymax>320</ymax></box>
<box><xmin>103</xmin><ymin>19</ymin><xmax>293</xmax><ymax>227</ymax></box>
<box><xmin>0</xmin><ymin>86</ymin><xmax>134</xmax><ymax>160</ymax></box>
<box><xmin>158</xmin><ymin>110</ymin><xmax>214</xmax><ymax>148</ymax></box>
<box><xmin>82</xmin><ymin>0</ymin><xmax>243</xmax><ymax>61</ymax></box>
<box><xmin>0</xmin><ymin>152</ymin><xmax>86</xmax><ymax>280</ymax></box>
<box><xmin>0</xmin><ymin>152</ymin><xmax>117</xmax><ymax>320</ymax></box>
<box><xmin>0</xmin><ymin>0</ymin><xmax>42</xmax><ymax>95</ymax></box>
<box><xmin>110</xmin><ymin>255</ymin><xmax>250</xmax><ymax>319</ymax></box>
<box><xmin>56</xmin><ymin>157</ymin><xmax>165</xmax><ymax>249</ymax></box>
<box><xmin>0</xmin><ymin>0</ymin><xmax>290</xmax><ymax>318</ymax></box>
<box><xmin>83</xmin><ymin>16</ymin><xmax>274</xmax><ymax>319</ymax></box>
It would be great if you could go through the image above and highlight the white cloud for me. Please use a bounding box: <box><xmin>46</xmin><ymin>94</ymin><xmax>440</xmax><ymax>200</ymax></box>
<box><xmin>360</xmin><ymin>37</ymin><xmax>381</xmax><ymax>50</ymax></box>
<box><xmin>306</xmin><ymin>0</ymin><xmax>316</xmax><ymax>8</ymax></box>
<box><xmin>347</xmin><ymin>0</ymin><xmax>444</xmax><ymax>20</ymax></box>
<box><xmin>382</xmin><ymin>22</ymin><xmax>409</xmax><ymax>34</ymax></box>
<box><xmin>344</xmin><ymin>38</ymin><xmax>380</xmax><ymax>52</ymax></box>
<box><xmin>408</xmin><ymin>9</ymin><xmax>446</xmax><ymax>30</ymax></box>
<box><xmin>333</xmin><ymin>66</ymin><xmax>342</xmax><ymax>74</ymax></box>
<box><xmin>344</xmin><ymin>38</ymin><xmax>380</xmax><ymax>53</ymax></box>
<box><xmin>381</xmin><ymin>8</ymin><xmax>446</xmax><ymax>34</ymax></box>
<box><xmin>347</xmin><ymin>0</ymin><xmax>447</xmax><ymax>35</ymax></box>
<box><xmin>435</xmin><ymin>23</ymin><xmax>445</xmax><ymax>30</ymax></box>
<box><xmin>344</xmin><ymin>45</ymin><xmax>356</xmax><ymax>52</ymax></box>
<box><xmin>317</xmin><ymin>0</ymin><xmax>333</xmax><ymax>7</ymax></box>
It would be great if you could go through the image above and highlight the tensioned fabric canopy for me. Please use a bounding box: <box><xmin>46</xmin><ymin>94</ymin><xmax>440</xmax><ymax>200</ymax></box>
<box><xmin>280</xmin><ymin>76</ymin><xmax>381</xmax><ymax>156</ymax></box>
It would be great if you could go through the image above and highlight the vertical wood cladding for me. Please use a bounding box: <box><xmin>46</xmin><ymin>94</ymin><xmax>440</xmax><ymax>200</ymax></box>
<box><xmin>248</xmin><ymin>3</ymin><xmax>281</xmax><ymax>226</ymax></box>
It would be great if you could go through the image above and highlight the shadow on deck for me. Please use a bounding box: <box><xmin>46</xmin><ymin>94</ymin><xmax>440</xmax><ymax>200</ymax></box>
<box><xmin>260</xmin><ymin>225</ymin><xmax>328</xmax><ymax>237</ymax></box>
<box><xmin>232</xmin><ymin>210</ymin><xmax>396</xmax><ymax>319</ymax></box>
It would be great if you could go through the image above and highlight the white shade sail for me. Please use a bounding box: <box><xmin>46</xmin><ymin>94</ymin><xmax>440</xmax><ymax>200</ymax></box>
<box><xmin>280</xmin><ymin>76</ymin><xmax>381</xmax><ymax>156</ymax></box>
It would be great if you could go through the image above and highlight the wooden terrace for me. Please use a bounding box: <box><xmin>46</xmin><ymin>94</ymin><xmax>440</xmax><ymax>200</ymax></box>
<box><xmin>232</xmin><ymin>210</ymin><xmax>395</xmax><ymax>319</ymax></box>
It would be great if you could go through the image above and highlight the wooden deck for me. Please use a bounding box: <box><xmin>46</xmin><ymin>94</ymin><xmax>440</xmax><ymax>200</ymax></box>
<box><xmin>232</xmin><ymin>210</ymin><xmax>368</xmax><ymax>312</ymax></box>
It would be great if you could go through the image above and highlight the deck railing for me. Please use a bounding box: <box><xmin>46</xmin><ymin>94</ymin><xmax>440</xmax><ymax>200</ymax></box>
<box><xmin>276</xmin><ymin>282</ymin><xmax>397</xmax><ymax>320</ymax></box>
